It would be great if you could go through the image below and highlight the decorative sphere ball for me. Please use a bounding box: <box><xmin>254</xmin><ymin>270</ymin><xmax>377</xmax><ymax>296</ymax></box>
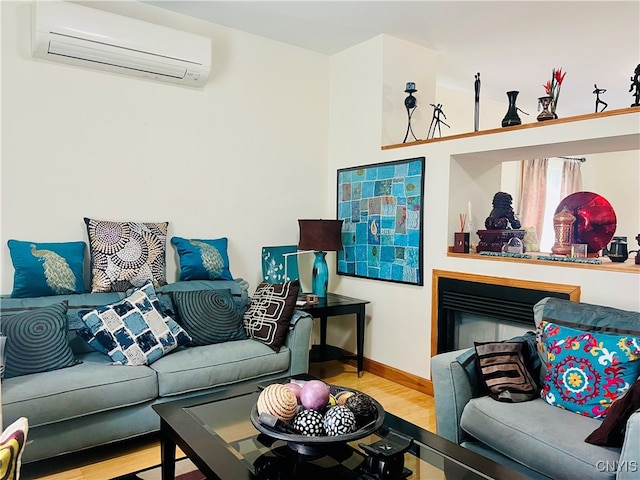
<box><xmin>345</xmin><ymin>393</ymin><xmax>377</xmax><ymax>427</ymax></box>
<box><xmin>336</xmin><ymin>390</ymin><xmax>356</xmax><ymax>406</ymax></box>
<box><xmin>323</xmin><ymin>405</ymin><xmax>357</xmax><ymax>436</ymax></box>
<box><xmin>257</xmin><ymin>384</ymin><xmax>298</xmax><ymax>422</ymax></box>
<box><xmin>292</xmin><ymin>409</ymin><xmax>325</xmax><ymax>436</ymax></box>
<box><xmin>300</xmin><ymin>380</ymin><xmax>330</xmax><ymax>410</ymax></box>
<box><xmin>283</xmin><ymin>382</ymin><xmax>303</xmax><ymax>404</ymax></box>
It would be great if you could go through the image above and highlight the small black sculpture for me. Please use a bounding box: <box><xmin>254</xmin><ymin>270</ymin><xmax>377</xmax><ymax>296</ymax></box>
<box><xmin>402</xmin><ymin>82</ymin><xmax>419</xmax><ymax>143</ymax></box>
<box><xmin>630</xmin><ymin>64</ymin><xmax>640</xmax><ymax>107</ymax></box>
<box><xmin>474</xmin><ymin>72</ymin><xmax>481</xmax><ymax>132</ymax></box>
<box><xmin>427</xmin><ymin>103</ymin><xmax>449</xmax><ymax>139</ymax></box>
<box><xmin>484</xmin><ymin>192</ymin><xmax>521</xmax><ymax>230</ymax></box>
<box><xmin>593</xmin><ymin>84</ymin><xmax>608</xmax><ymax>113</ymax></box>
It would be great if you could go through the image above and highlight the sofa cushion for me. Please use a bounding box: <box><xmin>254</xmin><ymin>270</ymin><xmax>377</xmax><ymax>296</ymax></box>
<box><xmin>7</xmin><ymin>239</ymin><xmax>86</xmax><ymax>298</ymax></box>
<box><xmin>0</xmin><ymin>416</ymin><xmax>28</xmax><ymax>480</ymax></box>
<box><xmin>461</xmin><ymin>396</ymin><xmax>620</xmax><ymax>479</ymax></box>
<box><xmin>170</xmin><ymin>237</ymin><xmax>234</xmax><ymax>281</ymax></box>
<box><xmin>243</xmin><ymin>280</ymin><xmax>299</xmax><ymax>352</ymax></box>
<box><xmin>78</xmin><ymin>282</ymin><xmax>191</xmax><ymax>365</ymax></box>
<box><xmin>540</xmin><ymin>320</ymin><xmax>640</xmax><ymax>418</ymax></box>
<box><xmin>172</xmin><ymin>289</ymin><xmax>247</xmax><ymax>346</ymax></box>
<box><xmin>84</xmin><ymin>218</ymin><xmax>168</xmax><ymax>293</ymax></box>
<box><xmin>2</xmin><ymin>301</ymin><xmax>81</xmax><ymax>378</ymax></box>
<box><xmin>1</xmin><ymin>352</ymin><xmax>157</xmax><ymax>428</ymax></box>
<box><xmin>474</xmin><ymin>340</ymin><xmax>539</xmax><ymax>402</ymax></box>
<box><xmin>150</xmin><ymin>339</ymin><xmax>290</xmax><ymax>397</ymax></box>
<box><xmin>586</xmin><ymin>378</ymin><xmax>640</xmax><ymax>447</ymax></box>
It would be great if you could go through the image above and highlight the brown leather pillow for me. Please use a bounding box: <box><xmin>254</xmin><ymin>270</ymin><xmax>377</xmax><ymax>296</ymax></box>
<box><xmin>585</xmin><ymin>379</ymin><xmax>640</xmax><ymax>447</ymax></box>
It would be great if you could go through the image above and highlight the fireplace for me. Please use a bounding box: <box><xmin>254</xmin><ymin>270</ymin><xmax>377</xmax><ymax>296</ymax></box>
<box><xmin>431</xmin><ymin>270</ymin><xmax>580</xmax><ymax>354</ymax></box>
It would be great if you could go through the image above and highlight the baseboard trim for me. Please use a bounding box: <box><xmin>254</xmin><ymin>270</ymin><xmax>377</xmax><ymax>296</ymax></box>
<box><xmin>343</xmin><ymin>356</ymin><xmax>433</xmax><ymax>396</ymax></box>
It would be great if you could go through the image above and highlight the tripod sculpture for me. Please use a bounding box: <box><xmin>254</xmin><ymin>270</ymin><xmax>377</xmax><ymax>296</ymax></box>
<box><xmin>402</xmin><ymin>82</ymin><xmax>419</xmax><ymax>143</ymax></box>
<box><xmin>427</xmin><ymin>103</ymin><xmax>449</xmax><ymax>139</ymax></box>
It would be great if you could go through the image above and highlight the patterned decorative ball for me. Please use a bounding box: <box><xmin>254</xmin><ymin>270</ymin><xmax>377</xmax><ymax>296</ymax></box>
<box><xmin>336</xmin><ymin>390</ymin><xmax>356</xmax><ymax>406</ymax></box>
<box><xmin>257</xmin><ymin>384</ymin><xmax>298</xmax><ymax>422</ymax></box>
<box><xmin>292</xmin><ymin>409</ymin><xmax>325</xmax><ymax>436</ymax></box>
<box><xmin>345</xmin><ymin>393</ymin><xmax>377</xmax><ymax>427</ymax></box>
<box><xmin>323</xmin><ymin>405</ymin><xmax>357</xmax><ymax>436</ymax></box>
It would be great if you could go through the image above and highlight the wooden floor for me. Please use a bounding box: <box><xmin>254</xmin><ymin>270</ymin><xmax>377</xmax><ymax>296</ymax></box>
<box><xmin>22</xmin><ymin>361</ymin><xmax>436</xmax><ymax>480</ymax></box>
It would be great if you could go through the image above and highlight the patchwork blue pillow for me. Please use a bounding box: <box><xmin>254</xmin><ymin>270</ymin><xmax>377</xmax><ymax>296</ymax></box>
<box><xmin>8</xmin><ymin>240</ymin><xmax>85</xmax><ymax>298</ymax></box>
<box><xmin>171</xmin><ymin>237</ymin><xmax>233</xmax><ymax>281</ymax></box>
<box><xmin>540</xmin><ymin>320</ymin><xmax>640</xmax><ymax>418</ymax></box>
<box><xmin>78</xmin><ymin>281</ymin><xmax>191</xmax><ymax>365</ymax></box>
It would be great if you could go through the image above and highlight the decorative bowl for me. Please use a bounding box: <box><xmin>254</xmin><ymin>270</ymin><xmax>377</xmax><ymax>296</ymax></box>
<box><xmin>250</xmin><ymin>384</ymin><xmax>385</xmax><ymax>455</ymax></box>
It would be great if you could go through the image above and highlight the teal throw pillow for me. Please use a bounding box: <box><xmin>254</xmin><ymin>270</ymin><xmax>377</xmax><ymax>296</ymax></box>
<box><xmin>8</xmin><ymin>239</ymin><xmax>86</xmax><ymax>298</ymax></box>
<box><xmin>78</xmin><ymin>281</ymin><xmax>191</xmax><ymax>365</ymax></box>
<box><xmin>540</xmin><ymin>320</ymin><xmax>640</xmax><ymax>418</ymax></box>
<box><xmin>2</xmin><ymin>301</ymin><xmax>81</xmax><ymax>378</ymax></box>
<box><xmin>171</xmin><ymin>237</ymin><xmax>233</xmax><ymax>281</ymax></box>
<box><xmin>172</xmin><ymin>290</ymin><xmax>247</xmax><ymax>346</ymax></box>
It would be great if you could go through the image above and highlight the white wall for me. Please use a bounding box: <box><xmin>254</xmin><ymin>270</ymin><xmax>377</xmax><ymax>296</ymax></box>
<box><xmin>1</xmin><ymin>1</ymin><xmax>330</xmax><ymax>293</ymax></box>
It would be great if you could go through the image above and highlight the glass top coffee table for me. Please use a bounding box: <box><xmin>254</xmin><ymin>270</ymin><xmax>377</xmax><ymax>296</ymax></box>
<box><xmin>153</xmin><ymin>379</ymin><xmax>526</xmax><ymax>480</ymax></box>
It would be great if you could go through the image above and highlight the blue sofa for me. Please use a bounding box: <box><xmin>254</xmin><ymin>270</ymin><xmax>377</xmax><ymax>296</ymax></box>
<box><xmin>0</xmin><ymin>279</ymin><xmax>313</xmax><ymax>463</ymax></box>
<box><xmin>431</xmin><ymin>297</ymin><xmax>640</xmax><ymax>480</ymax></box>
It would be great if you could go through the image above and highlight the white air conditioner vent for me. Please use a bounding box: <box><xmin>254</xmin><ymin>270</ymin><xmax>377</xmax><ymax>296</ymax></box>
<box><xmin>32</xmin><ymin>1</ymin><xmax>212</xmax><ymax>88</ymax></box>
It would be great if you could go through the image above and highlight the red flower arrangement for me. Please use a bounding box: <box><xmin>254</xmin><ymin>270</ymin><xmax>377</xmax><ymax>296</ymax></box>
<box><xmin>543</xmin><ymin>68</ymin><xmax>566</xmax><ymax>116</ymax></box>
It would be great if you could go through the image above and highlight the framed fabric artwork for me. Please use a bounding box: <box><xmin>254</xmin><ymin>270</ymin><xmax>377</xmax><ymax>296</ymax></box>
<box><xmin>337</xmin><ymin>157</ymin><xmax>425</xmax><ymax>286</ymax></box>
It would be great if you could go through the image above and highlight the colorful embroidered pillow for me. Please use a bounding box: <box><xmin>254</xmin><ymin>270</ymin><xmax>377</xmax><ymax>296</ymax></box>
<box><xmin>171</xmin><ymin>237</ymin><xmax>233</xmax><ymax>281</ymax></box>
<box><xmin>0</xmin><ymin>416</ymin><xmax>29</xmax><ymax>480</ymax></box>
<box><xmin>85</xmin><ymin>218</ymin><xmax>168</xmax><ymax>293</ymax></box>
<box><xmin>540</xmin><ymin>320</ymin><xmax>640</xmax><ymax>418</ymax></box>
<box><xmin>474</xmin><ymin>340</ymin><xmax>539</xmax><ymax>403</ymax></box>
<box><xmin>8</xmin><ymin>239</ymin><xmax>85</xmax><ymax>298</ymax></box>
<box><xmin>585</xmin><ymin>379</ymin><xmax>640</xmax><ymax>447</ymax></box>
<box><xmin>172</xmin><ymin>289</ymin><xmax>247</xmax><ymax>346</ymax></box>
<box><xmin>1</xmin><ymin>301</ymin><xmax>81</xmax><ymax>378</ymax></box>
<box><xmin>78</xmin><ymin>281</ymin><xmax>191</xmax><ymax>365</ymax></box>
<box><xmin>243</xmin><ymin>281</ymin><xmax>299</xmax><ymax>352</ymax></box>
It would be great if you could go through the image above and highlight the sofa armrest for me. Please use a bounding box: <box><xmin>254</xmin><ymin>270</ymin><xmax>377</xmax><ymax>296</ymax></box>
<box><xmin>284</xmin><ymin>312</ymin><xmax>313</xmax><ymax>376</ymax></box>
<box><xmin>431</xmin><ymin>348</ymin><xmax>478</xmax><ymax>444</ymax></box>
<box><xmin>617</xmin><ymin>409</ymin><xmax>640</xmax><ymax>480</ymax></box>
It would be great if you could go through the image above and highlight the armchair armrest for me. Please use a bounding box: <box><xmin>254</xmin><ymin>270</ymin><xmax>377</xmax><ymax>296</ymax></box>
<box><xmin>431</xmin><ymin>348</ymin><xmax>479</xmax><ymax>444</ymax></box>
<box><xmin>284</xmin><ymin>311</ymin><xmax>313</xmax><ymax>376</ymax></box>
<box><xmin>617</xmin><ymin>409</ymin><xmax>640</xmax><ymax>480</ymax></box>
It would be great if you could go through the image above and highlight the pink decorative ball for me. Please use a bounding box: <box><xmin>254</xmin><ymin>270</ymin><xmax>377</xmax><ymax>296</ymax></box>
<box><xmin>300</xmin><ymin>380</ymin><xmax>330</xmax><ymax>410</ymax></box>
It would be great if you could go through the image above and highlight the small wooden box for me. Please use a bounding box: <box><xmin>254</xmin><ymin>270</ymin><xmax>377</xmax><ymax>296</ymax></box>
<box><xmin>454</xmin><ymin>232</ymin><xmax>470</xmax><ymax>253</ymax></box>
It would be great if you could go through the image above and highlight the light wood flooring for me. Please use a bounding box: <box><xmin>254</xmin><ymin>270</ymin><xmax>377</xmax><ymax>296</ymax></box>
<box><xmin>22</xmin><ymin>361</ymin><xmax>436</xmax><ymax>480</ymax></box>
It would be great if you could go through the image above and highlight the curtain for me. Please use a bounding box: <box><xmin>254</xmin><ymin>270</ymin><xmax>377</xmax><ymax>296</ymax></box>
<box><xmin>560</xmin><ymin>159</ymin><xmax>583</xmax><ymax>199</ymax></box>
<box><xmin>519</xmin><ymin>158</ymin><xmax>548</xmax><ymax>243</ymax></box>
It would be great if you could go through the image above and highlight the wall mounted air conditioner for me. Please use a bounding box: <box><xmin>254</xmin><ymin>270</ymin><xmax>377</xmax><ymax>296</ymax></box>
<box><xmin>31</xmin><ymin>1</ymin><xmax>212</xmax><ymax>88</ymax></box>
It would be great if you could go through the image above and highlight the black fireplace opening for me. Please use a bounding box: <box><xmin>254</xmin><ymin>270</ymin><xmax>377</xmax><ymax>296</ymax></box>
<box><xmin>437</xmin><ymin>277</ymin><xmax>571</xmax><ymax>353</ymax></box>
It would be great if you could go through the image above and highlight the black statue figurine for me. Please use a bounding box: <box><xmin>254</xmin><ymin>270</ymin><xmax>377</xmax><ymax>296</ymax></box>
<box><xmin>474</xmin><ymin>72</ymin><xmax>481</xmax><ymax>132</ymax></box>
<box><xmin>427</xmin><ymin>103</ymin><xmax>449</xmax><ymax>139</ymax></box>
<box><xmin>630</xmin><ymin>64</ymin><xmax>640</xmax><ymax>107</ymax></box>
<box><xmin>484</xmin><ymin>192</ymin><xmax>521</xmax><ymax>230</ymax></box>
<box><xmin>593</xmin><ymin>84</ymin><xmax>608</xmax><ymax>113</ymax></box>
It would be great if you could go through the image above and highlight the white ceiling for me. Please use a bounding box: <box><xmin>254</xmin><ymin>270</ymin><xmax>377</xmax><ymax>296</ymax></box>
<box><xmin>146</xmin><ymin>1</ymin><xmax>640</xmax><ymax>117</ymax></box>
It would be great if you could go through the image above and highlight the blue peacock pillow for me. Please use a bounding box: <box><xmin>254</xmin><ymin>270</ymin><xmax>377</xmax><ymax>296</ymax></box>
<box><xmin>8</xmin><ymin>239</ymin><xmax>86</xmax><ymax>298</ymax></box>
<box><xmin>540</xmin><ymin>320</ymin><xmax>640</xmax><ymax>418</ymax></box>
<box><xmin>171</xmin><ymin>237</ymin><xmax>234</xmax><ymax>281</ymax></box>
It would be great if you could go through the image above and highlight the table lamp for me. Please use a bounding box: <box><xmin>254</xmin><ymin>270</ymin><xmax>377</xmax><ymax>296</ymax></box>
<box><xmin>297</xmin><ymin>219</ymin><xmax>344</xmax><ymax>298</ymax></box>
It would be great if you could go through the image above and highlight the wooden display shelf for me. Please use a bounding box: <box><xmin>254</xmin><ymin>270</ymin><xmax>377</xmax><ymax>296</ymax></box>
<box><xmin>382</xmin><ymin>107</ymin><xmax>640</xmax><ymax>150</ymax></box>
<box><xmin>447</xmin><ymin>248</ymin><xmax>640</xmax><ymax>274</ymax></box>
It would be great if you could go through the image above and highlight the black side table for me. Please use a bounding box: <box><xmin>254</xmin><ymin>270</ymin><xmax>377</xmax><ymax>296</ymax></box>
<box><xmin>298</xmin><ymin>293</ymin><xmax>369</xmax><ymax>377</ymax></box>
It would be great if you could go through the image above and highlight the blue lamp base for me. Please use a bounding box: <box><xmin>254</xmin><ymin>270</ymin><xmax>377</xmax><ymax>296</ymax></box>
<box><xmin>311</xmin><ymin>251</ymin><xmax>329</xmax><ymax>298</ymax></box>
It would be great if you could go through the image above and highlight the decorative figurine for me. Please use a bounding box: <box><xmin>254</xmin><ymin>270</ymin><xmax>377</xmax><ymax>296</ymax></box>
<box><xmin>474</xmin><ymin>72</ymin><xmax>481</xmax><ymax>132</ymax></box>
<box><xmin>630</xmin><ymin>64</ymin><xmax>640</xmax><ymax>107</ymax></box>
<box><xmin>427</xmin><ymin>103</ymin><xmax>449</xmax><ymax>139</ymax></box>
<box><xmin>402</xmin><ymin>82</ymin><xmax>419</xmax><ymax>143</ymax></box>
<box><xmin>593</xmin><ymin>84</ymin><xmax>608</xmax><ymax>113</ymax></box>
<box><xmin>484</xmin><ymin>192</ymin><xmax>521</xmax><ymax>230</ymax></box>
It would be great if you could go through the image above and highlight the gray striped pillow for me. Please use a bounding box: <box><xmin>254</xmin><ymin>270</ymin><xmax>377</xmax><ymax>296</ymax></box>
<box><xmin>172</xmin><ymin>290</ymin><xmax>247</xmax><ymax>346</ymax></box>
<box><xmin>2</xmin><ymin>301</ymin><xmax>81</xmax><ymax>378</ymax></box>
<box><xmin>474</xmin><ymin>341</ymin><xmax>539</xmax><ymax>403</ymax></box>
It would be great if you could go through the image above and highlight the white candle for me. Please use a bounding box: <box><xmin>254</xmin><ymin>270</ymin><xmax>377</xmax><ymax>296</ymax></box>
<box><xmin>467</xmin><ymin>201</ymin><xmax>472</xmax><ymax>227</ymax></box>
